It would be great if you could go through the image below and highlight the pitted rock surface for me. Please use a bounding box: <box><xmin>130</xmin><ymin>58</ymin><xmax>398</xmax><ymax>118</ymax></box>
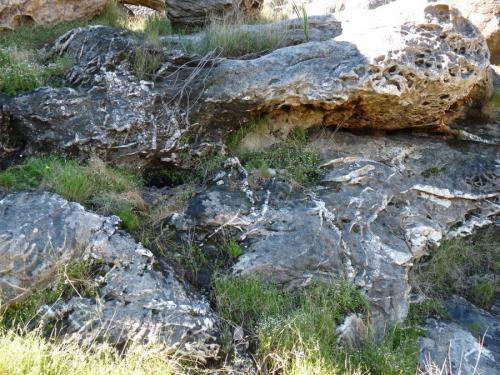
<box><xmin>0</xmin><ymin>0</ymin><xmax>492</xmax><ymax>168</ymax></box>
<box><xmin>0</xmin><ymin>191</ymin><xmax>219</xmax><ymax>360</ymax></box>
<box><xmin>173</xmin><ymin>132</ymin><xmax>499</xmax><ymax>331</ymax></box>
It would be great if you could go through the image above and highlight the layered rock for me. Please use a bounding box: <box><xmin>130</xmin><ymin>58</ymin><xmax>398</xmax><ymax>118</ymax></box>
<box><xmin>165</xmin><ymin>0</ymin><xmax>264</xmax><ymax>27</ymax></box>
<box><xmin>0</xmin><ymin>191</ymin><xmax>219</xmax><ymax>359</ymax></box>
<box><xmin>171</xmin><ymin>130</ymin><xmax>499</xmax><ymax>330</ymax></box>
<box><xmin>0</xmin><ymin>0</ymin><xmax>107</xmax><ymax>30</ymax></box>
<box><xmin>0</xmin><ymin>1</ymin><xmax>492</xmax><ymax>168</ymax></box>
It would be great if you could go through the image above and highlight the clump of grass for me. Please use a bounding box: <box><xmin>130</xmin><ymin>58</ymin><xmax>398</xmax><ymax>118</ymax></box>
<box><xmin>348</xmin><ymin>325</ymin><xmax>424</xmax><ymax>375</ymax></box>
<box><xmin>407</xmin><ymin>299</ymin><xmax>450</xmax><ymax>325</ymax></box>
<box><xmin>238</xmin><ymin>127</ymin><xmax>324</xmax><ymax>185</ymax></box>
<box><xmin>0</xmin><ymin>157</ymin><xmax>144</xmax><ymax>231</ymax></box>
<box><xmin>410</xmin><ymin>231</ymin><xmax>499</xmax><ymax>310</ymax></box>
<box><xmin>490</xmin><ymin>91</ymin><xmax>500</xmax><ymax>109</ymax></box>
<box><xmin>2</xmin><ymin>260</ymin><xmax>98</xmax><ymax>328</ymax></box>
<box><xmin>213</xmin><ymin>275</ymin><xmax>422</xmax><ymax>374</ymax></box>
<box><xmin>224</xmin><ymin>240</ymin><xmax>243</xmax><ymax>259</ymax></box>
<box><xmin>143</xmin><ymin>15</ymin><xmax>172</xmax><ymax>36</ymax></box>
<box><xmin>192</xmin><ymin>18</ymin><xmax>285</xmax><ymax>57</ymax></box>
<box><xmin>212</xmin><ymin>275</ymin><xmax>295</xmax><ymax>329</ymax></box>
<box><xmin>0</xmin><ymin>47</ymin><xmax>71</xmax><ymax>95</ymax></box>
<box><xmin>291</xmin><ymin>0</ymin><xmax>309</xmax><ymax>41</ymax></box>
<box><xmin>0</xmin><ymin>330</ymin><xmax>179</xmax><ymax>375</ymax></box>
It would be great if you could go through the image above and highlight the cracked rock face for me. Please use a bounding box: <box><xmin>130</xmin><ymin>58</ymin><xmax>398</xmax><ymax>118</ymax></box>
<box><xmin>0</xmin><ymin>0</ymin><xmax>492</xmax><ymax>168</ymax></box>
<box><xmin>174</xmin><ymin>131</ymin><xmax>499</xmax><ymax>331</ymax></box>
<box><xmin>0</xmin><ymin>191</ymin><xmax>219</xmax><ymax>360</ymax></box>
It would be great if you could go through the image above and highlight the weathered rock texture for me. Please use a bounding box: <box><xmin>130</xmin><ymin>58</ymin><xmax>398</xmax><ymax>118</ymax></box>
<box><xmin>444</xmin><ymin>0</ymin><xmax>500</xmax><ymax>65</ymax></box>
<box><xmin>0</xmin><ymin>0</ymin><xmax>107</xmax><ymax>30</ymax></box>
<box><xmin>0</xmin><ymin>1</ymin><xmax>492</xmax><ymax>169</ymax></box>
<box><xmin>420</xmin><ymin>297</ymin><xmax>499</xmax><ymax>374</ymax></box>
<box><xmin>165</xmin><ymin>0</ymin><xmax>263</xmax><ymax>27</ymax></box>
<box><xmin>172</xmin><ymin>130</ymin><xmax>499</xmax><ymax>330</ymax></box>
<box><xmin>0</xmin><ymin>191</ymin><xmax>219</xmax><ymax>359</ymax></box>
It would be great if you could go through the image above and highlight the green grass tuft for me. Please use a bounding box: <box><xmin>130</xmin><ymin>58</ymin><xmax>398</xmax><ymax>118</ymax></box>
<box><xmin>190</xmin><ymin>19</ymin><xmax>285</xmax><ymax>57</ymax></box>
<box><xmin>410</xmin><ymin>231</ymin><xmax>499</xmax><ymax>310</ymax></box>
<box><xmin>238</xmin><ymin>129</ymin><xmax>324</xmax><ymax>185</ymax></box>
<box><xmin>407</xmin><ymin>299</ymin><xmax>450</xmax><ymax>325</ymax></box>
<box><xmin>2</xmin><ymin>260</ymin><xmax>98</xmax><ymax>328</ymax></box>
<box><xmin>224</xmin><ymin>240</ymin><xmax>243</xmax><ymax>259</ymax></box>
<box><xmin>0</xmin><ymin>330</ymin><xmax>178</xmax><ymax>375</ymax></box>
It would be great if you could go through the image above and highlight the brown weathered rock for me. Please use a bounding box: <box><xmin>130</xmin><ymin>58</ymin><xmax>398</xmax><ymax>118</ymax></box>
<box><xmin>189</xmin><ymin>1</ymin><xmax>491</xmax><ymax>132</ymax></box>
<box><xmin>444</xmin><ymin>0</ymin><xmax>500</xmax><ymax>65</ymax></box>
<box><xmin>165</xmin><ymin>0</ymin><xmax>263</xmax><ymax>27</ymax></box>
<box><xmin>0</xmin><ymin>0</ymin><xmax>107</xmax><ymax>30</ymax></box>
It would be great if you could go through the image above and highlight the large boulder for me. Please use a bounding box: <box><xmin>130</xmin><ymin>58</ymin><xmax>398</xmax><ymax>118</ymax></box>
<box><xmin>0</xmin><ymin>191</ymin><xmax>219</xmax><ymax>359</ymax></box>
<box><xmin>0</xmin><ymin>0</ymin><xmax>107</xmax><ymax>30</ymax></box>
<box><xmin>172</xmin><ymin>129</ymin><xmax>499</xmax><ymax>330</ymax></box>
<box><xmin>165</xmin><ymin>0</ymin><xmax>264</xmax><ymax>27</ymax></box>
<box><xmin>189</xmin><ymin>1</ymin><xmax>491</xmax><ymax>131</ymax></box>
<box><xmin>0</xmin><ymin>1</ymin><xmax>492</xmax><ymax>168</ymax></box>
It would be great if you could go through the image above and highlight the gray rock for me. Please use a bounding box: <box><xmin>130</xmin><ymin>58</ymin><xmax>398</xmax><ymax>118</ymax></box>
<box><xmin>165</xmin><ymin>0</ymin><xmax>263</xmax><ymax>27</ymax></box>
<box><xmin>0</xmin><ymin>1</ymin><xmax>491</xmax><ymax>168</ymax></box>
<box><xmin>0</xmin><ymin>191</ymin><xmax>219</xmax><ymax>360</ymax></box>
<box><xmin>419</xmin><ymin>319</ymin><xmax>498</xmax><ymax>375</ymax></box>
<box><xmin>190</xmin><ymin>1</ymin><xmax>491</xmax><ymax>131</ymax></box>
<box><xmin>174</xmin><ymin>131</ymin><xmax>499</xmax><ymax>331</ymax></box>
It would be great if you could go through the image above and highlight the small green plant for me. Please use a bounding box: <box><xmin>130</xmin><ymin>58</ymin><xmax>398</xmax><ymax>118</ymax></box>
<box><xmin>407</xmin><ymin>299</ymin><xmax>450</xmax><ymax>325</ymax></box>
<box><xmin>117</xmin><ymin>205</ymin><xmax>141</xmax><ymax>231</ymax></box>
<box><xmin>469</xmin><ymin>278</ymin><xmax>496</xmax><ymax>310</ymax></box>
<box><xmin>143</xmin><ymin>15</ymin><xmax>172</xmax><ymax>36</ymax></box>
<box><xmin>0</xmin><ymin>330</ymin><xmax>179</xmax><ymax>374</ymax></box>
<box><xmin>348</xmin><ymin>325</ymin><xmax>424</xmax><ymax>375</ymax></box>
<box><xmin>224</xmin><ymin>240</ymin><xmax>243</xmax><ymax>259</ymax></box>
<box><xmin>212</xmin><ymin>275</ymin><xmax>294</xmax><ymax>329</ymax></box>
<box><xmin>421</xmin><ymin>166</ymin><xmax>446</xmax><ymax>178</ymax></box>
<box><xmin>134</xmin><ymin>45</ymin><xmax>162</xmax><ymax>80</ymax></box>
<box><xmin>490</xmin><ymin>91</ymin><xmax>500</xmax><ymax>109</ymax></box>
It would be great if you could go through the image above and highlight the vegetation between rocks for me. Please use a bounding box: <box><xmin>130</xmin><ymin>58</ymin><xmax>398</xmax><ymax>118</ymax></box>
<box><xmin>410</xmin><ymin>230</ymin><xmax>499</xmax><ymax>310</ymax></box>
<box><xmin>0</xmin><ymin>157</ymin><xmax>144</xmax><ymax>231</ymax></box>
<box><xmin>1</xmin><ymin>259</ymin><xmax>98</xmax><ymax>328</ymax></box>
<box><xmin>212</xmin><ymin>275</ymin><xmax>423</xmax><ymax>374</ymax></box>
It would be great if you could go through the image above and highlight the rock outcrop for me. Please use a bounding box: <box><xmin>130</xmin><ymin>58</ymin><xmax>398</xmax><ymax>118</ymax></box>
<box><xmin>171</xmin><ymin>130</ymin><xmax>499</xmax><ymax>330</ymax></box>
<box><xmin>420</xmin><ymin>297</ymin><xmax>500</xmax><ymax>375</ymax></box>
<box><xmin>189</xmin><ymin>0</ymin><xmax>490</xmax><ymax>132</ymax></box>
<box><xmin>0</xmin><ymin>191</ymin><xmax>219</xmax><ymax>360</ymax></box>
<box><xmin>165</xmin><ymin>0</ymin><xmax>263</xmax><ymax>27</ymax></box>
<box><xmin>0</xmin><ymin>0</ymin><xmax>107</xmax><ymax>30</ymax></box>
<box><xmin>0</xmin><ymin>1</ymin><xmax>492</xmax><ymax>168</ymax></box>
